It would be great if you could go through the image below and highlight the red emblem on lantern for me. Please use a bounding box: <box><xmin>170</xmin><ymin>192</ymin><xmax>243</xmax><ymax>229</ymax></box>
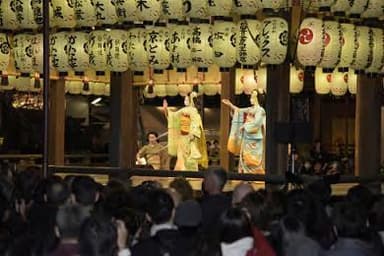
<box><xmin>343</xmin><ymin>73</ymin><xmax>348</xmax><ymax>83</ymax></box>
<box><xmin>323</xmin><ymin>32</ymin><xmax>330</xmax><ymax>46</ymax></box>
<box><xmin>298</xmin><ymin>71</ymin><xmax>304</xmax><ymax>82</ymax></box>
<box><xmin>299</xmin><ymin>28</ymin><xmax>313</xmax><ymax>45</ymax></box>
<box><xmin>326</xmin><ymin>74</ymin><xmax>332</xmax><ymax>83</ymax></box>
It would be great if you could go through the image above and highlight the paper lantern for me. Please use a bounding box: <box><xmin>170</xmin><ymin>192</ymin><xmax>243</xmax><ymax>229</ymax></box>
<box><xmin>236</xmin><ymin>19</ymin><xmax>262</xmax><ymax>67</ymax></box>
<box><xmin>166</xmin><ymin>83</ymin><xmax>178</xmax><ymax>96</ymax></box>
<box><xmin>235</xmin><ymin>69</ymin><xmax>245</xmax><ymax>95</ymax></box>
<box><xmin>13</xmin><ymin>0</ymin><xmax>38</xmax><ymax>29</ymax></box>
<box><xmin>67</xmin><ymin>32</ymin><xmax>89</xmax><ymax>73</ymax></box>
<box><xmin>13</xmin><ymin>34</ymin><xmax>34</xmax><ymax>74</ymax></box>
<box><xmin>347</xmin><ymin>69</ymin><xmax>357</xmax><ymax>94</ymax></box>
<box><xmin>289</xmin><ymin>66</ymin><xmax>304</xmax><ymax>93</ymax></box>
<box><xmin>88</xmin><ymin>30</ymin><xmax>108</xmax><ymax>73</ymax></box>
<box><xmin>204</xmin><ymin>83</ymin><xmax>219</xmax><ymax>96</ymax></box>
<box><xmin>315</xmin><ymin>67</ymin><xmax>331</xmax><ymax>94</ymax></box>
<box><xmin>184</xmin><ymin>0</ymin><xmax>208</xmax><ymax>20</ymax></box>
<box><xmin>50</xmin><ymin>32</ymin><xmax>71</xmax><ymax>73</ymax></box>
<box><xmin>103</xmin><ymin>83</ymin><xmax>110</xmax><ymax>96</ymax></box>
<box><xmin>338</xmin><ymin>23</ymin><xmax>356</xmax><ymax>70</ymax></box>
<box><xmin>317</xmin><ymin>0</ymin><xmax>335</xmax><ymax>11</ymax></box>
<box><xmin>128</xmin><ymin>28</ymin><xmax>148</xmax><ymax>72</ymax></box>
<box><xmin>319</xmin><ymin>20</ymin><xmax>342</xmax><ymax>69</ymax></box>
<box><xmin>51</xmin><ymin>0</ymin><xmax>76</xmax><ymax>28</ymax></box>
<box><xmin>106</xmin><ymin>30</ymin><xmax>129</xmax><ymax>72</ymax></box>
<box><xmin>154</xmin><ymin>84</ymin><xmax>167</xmax><ymax>97</ymax></box>
<box><xmin>362</xmin><ymin>0</ymin><xmax>384</xmax><ymax>18</ymax></box>
<box><xmin>255</xmin><ymin>67</ymin><xmax>267</xmax><ymax>93</ymax></box>
<box><xmin>90</xmin><ymin>82</ymin><xmax>105</xmax><ymax>95</ymax></box>
<box><xmin>232</xmin><ymin>0</ymin><xmax>262</xmax><ymax>15</ymax></box>
<box><xmin>14</xmin><ymin>77</ymin><xmax>30</xmax><ymax>92</ymax></box>
<box><xmin>74</xmin><ymin>0</ymin><xmax>97</xmax><ymax>28</ymax></box>
<box><xmin>349</xmin><ymin>0</ymin><xmax>368</xmax><ymax>17</ymax></box>
<box><xmin>136</xmin><ymin>0</ymin><xmax>162</xmax><ymax>22</ymax></box>
<box><xmin>207</xmin><ymin>0</ymin><xmax>232</xmax><ymax>17</ymax></box>
<box><xmin>0</xmin><ymin>0</ymin><xmax>18</xmax><ymax>30</ymax></box>
<box><xmin>67</xmin><ymin>80</ymin><xmax>83</xmax><ymax>94</ymax></box>
<box><xmin>178</xmin><ymin>83</ymin><xmax>192</xmax><ymax>96</ymax></box>
<box><xmin>297</xmin><ymin>18</ymin><xmax>324</xmax><ymax>68</ymax></box>
<box><xmin>261</xmin><ymin>17</ymin><xmax>288</xmax><ymax>65</ymax></box>
<box><xmin>93</xmin><ymin>0</ymin><xmax>118</xmax><ymax>26</ymax></box>
<box><xmin>169</xmin><ymin>24</ymin><xmax>192</xmax><ymax>70</ymax></box>
<box><xmin>350</xmin><ymin>26</ymin><xmax>372</xmax><ymax>72</ymax></box>
<box><xmin>242</xmin><ymin>71</ymin><xmax>257</xmax><ymax>95</ymax></box>
<box><xmin>366</xmin><ymin>28</ymin><xmax>384</xmax><ymax>74</ymax></box>
<box><xmin>0</xmin><ymin>33</ymin><xmax>10</xmax><ymax>71</ymax></box>
<box><xmin>302</xmin><ymin>0</ymin><xmax>319</xmax><ymax>13</ymax></box>
<box><xmin>115</xmin><ymin>0</ymin><xmax>139</xmax><ymax>23</ymax></box>
<box><xmin>162</xmin><ymin>0</ymin><xmax>184</xmax><ymax>21</ymax></box>
<box><xmin>331</xmin><ymin>0</ymin><xmax>351</xmax><ymax>16</ymax></box>
<box><xmin>31</xmin><ymin>0</ymin><xmax>54</xmax><ymax>27</ymax></box>
<box><xmin>212</xmin><ymin>20</ymin><xmax>236</xmax><ymax>69</ymax></box>
<box><xmin>191</xmin><ymin>23</ymin><xmax>214</xmax><ymax>69</ymax></box>
<box><xmin>31</xmin><ymin>34</ymin><xmax>44</xmax><ymax>74</ymax></box>
<box><xmin>262</xmin><ymin>0</ymin><xmax>285</xmax><ymax>12</ymax></box>
<box><xmin>331</xmin><ymin>71</ymin><xmax>347</xmax><ymax>96</ymax></box>
<box><xmin>146</xmin><ymin>26</ymin><xmax>170</xmax><ymax>71</ymax></box>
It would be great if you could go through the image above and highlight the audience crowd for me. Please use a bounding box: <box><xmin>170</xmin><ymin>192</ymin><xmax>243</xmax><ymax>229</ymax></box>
<box><xmin>0</xmin><ymin>163</ymin><xmax>383</xmax><ymax>256</ymax></box>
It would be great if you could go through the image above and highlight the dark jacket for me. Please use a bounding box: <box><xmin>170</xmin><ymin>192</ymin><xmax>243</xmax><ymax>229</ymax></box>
<box><xmin>132</xmin><ymin>229</ymin><xmax>180</xmax><ymax>256</ymax></box>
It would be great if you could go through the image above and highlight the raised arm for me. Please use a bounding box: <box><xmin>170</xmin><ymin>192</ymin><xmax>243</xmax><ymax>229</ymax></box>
<box><xmin>221</xmin><ymin>99</ymin><xmax>239</xmax><ymax>112</ymax></box>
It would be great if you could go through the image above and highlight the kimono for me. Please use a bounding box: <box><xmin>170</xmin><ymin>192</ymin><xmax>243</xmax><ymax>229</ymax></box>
<box><xmin>167</xmin><ymin>106</ymin><xmax>208</xmax><ymax>171</ymax></box>
<box><xmin>137</xmin><ymin>143</ymin><xmax>167</xmax><ymax>170</ymax></box>
<box><xmin>228</xmin><ymin>105</ymin><xmax>266</xmax><ymax>174</ymax></box>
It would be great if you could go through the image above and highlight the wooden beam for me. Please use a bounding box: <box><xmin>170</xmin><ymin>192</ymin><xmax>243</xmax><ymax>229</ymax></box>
<box><xmin>48</xmin><ymin>79</ymin><xmax>65</xmax><ymax>165</ymax></box>
<box><xmin>110</xmin><ymin>71</ymin><xmax>138</xmax><ymax>168</ymax></box>
<box><xmin>220</xmin><ymin>69</ymin><xmax>236</xmax><ymax>172</ymax></box>
<box><xmin>355</xmin><ymin>74</ymin><xmax>381</xmax><ymax>179</ymax></box>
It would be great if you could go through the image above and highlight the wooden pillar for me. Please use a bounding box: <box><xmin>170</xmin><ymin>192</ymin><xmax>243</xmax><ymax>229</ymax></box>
<box><xmin>355</xmin><ymin>74</ymin><xmax>381</xmax><ymax>179</ymax></box>
<box><xmin>48</xmin><ymin>79</ymin><xmax>65</xmax><ymax>165</ymax></box>
<box><xmin>110</xmin><ymin>71</ymin><xmax>138</xmax><ymax>168</ymax></box>
<box><xmin>265</xmin><ymin>64</ymin><xmax>290</xmax><ymax>175</ymax></box>
<box><xmin>220</xmin><ymin>69</ymin><xmax>235</xmax><ymax>172</ymax></box>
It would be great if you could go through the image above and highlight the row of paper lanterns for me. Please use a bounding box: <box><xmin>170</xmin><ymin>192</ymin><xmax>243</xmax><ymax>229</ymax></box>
<box><xmin>297</xmin><ymin>17</ymin><xmax>384</xmax><ymax>74</ymax></box>
<box><xmin>0</xmin><ymin>0</ymin><xmax>292</xmax><ymax>31</ymax></box>
<box><xmin>303</xmin><ymin>0</ymin><xmax>384</xmax><ymax>18</ymax></box>
<box><xmin>0</xmin><ymin>17</ymin><xmax>289</xmax><ymax>75</ymax></box>
<box><xmin>315</xmin><ymin>67</ymin><xmax>357</xmax><ymax>95</ymax></box>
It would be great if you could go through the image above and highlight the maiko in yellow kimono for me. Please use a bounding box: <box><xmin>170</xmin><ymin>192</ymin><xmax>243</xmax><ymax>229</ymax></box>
<box><xmin>167</xmin><ymin>96</ymin><xmax>208</xmax><ymax>171</ymax></box>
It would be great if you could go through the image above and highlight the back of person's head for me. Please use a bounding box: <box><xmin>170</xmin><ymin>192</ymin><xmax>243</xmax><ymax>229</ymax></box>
<box><xmin>44</xmin><ymin>176</ymin><xmax>70</xmax><ymax>206</ymax></box>
<box><xmin>239</xmin><ymin>191</ymin><xmax>268</xmax><ymax>230</ymax></box>
<box><xmin>203</xmin><ymin>167</ymin><xmax>227</xmax><ymax>195</ymax></box>
<box><xmin>307</xmin><ymin>179</ymin><xmax>331</xmax><ymax>205</ymax></box>
<box><xmin>169</xmin><ymin>177</ymin><xmax>194</xmax><ymax>201</ymax></box>
<box><xmin>114</xmin><ymin>207</ymin><xmax>145</xmax><ymax>243</ymax></box>
<box><xmin>174</xmin><ymin>200</ymin><xmax>202</xmax><ymax>228</ymax></box>
<box><xmin>146</xmin><ymin>189</ymin><xmax>174</xmax><ymax>225</ymax></box>
<box><xmin>370</xmin><ymin>196</ymin><xmax>384</xmax><ymax>231</ymax></box>
<box><xmin>346</xmin><ymin>184</ymin><xmax>374</xmax><ymax>209</ymax></box>
<box><xmin>219</xmin><ymin>207</ymin><xmax>252</xmax><ymax>244</ymax></box>
<box><xmin>232</xmin><ymin>182</ymin><xmax>254</xmax><ymax>206</ymax></box>
<box><xmin>79</xmin><ymin>217</ymin><xmax>117</xmax><ymax>256</ymax></box>
<box><xmin>14</xmin><ymin>167</ymin><xmax>41</xmax><ymax>203</ymax></box>
<box><xmin>56</xmin><ymin>204</ymin><xmax>90</xmax><ymax>239</ymax></box>
<box><xmin>71</xmin><ymin>176</ymin><xmax>100</xmax><ymax>206</ymax></box>
<box><xmin>333</xmin><ymin>201</ymin><xmax>370</xmax><ymax>240</ymax></box>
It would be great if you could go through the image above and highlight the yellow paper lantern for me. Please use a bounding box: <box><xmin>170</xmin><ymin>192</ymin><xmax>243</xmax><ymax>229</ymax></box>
<box><xmin>362</xmin><ymin>0</ymin><xmax>384</xmax><ymax>18</ymax></box>
<box><xmin>166</xmin><ymin>83</ymin><xmax>178</xmax><ymax>96</ymax></box>
<box><xmin>331</xmin><ymin>0</ymin><xmax>351</xmax><ymax>16</ymax></box>
<box><xmin>31</xmin><ymin>34</ymin><xmax>44</xmax><ymax>74</ymax></box>
<box><xmin>67</xmin><ymin>80</ymin><xmax>83</xmax><ymax>94</ymax></box>
<box><xmin>331</xmin><ymin>71</ymin><xmax>348</xmax><ymax>96</ymax></box>
<box><xmin>184</xmin><ymin>0</ymin><xmax>208</xmax><ymax>20</ymax></box>
<box><xmin>14</xmin><ymin>77</ymin><xmax>30</xmax><ymax>92</ymax></box>
<box><xmin>212</xmin><ymin>20</ymin><xmax>236</xmax><ymax>69</ymax></box>
<box><xmin>154</xmin><ymin>84</ymin><xmax>167</xmax><ymax>97</ymax></box>
<box><xmin>237</xmin><ymin>19</ymin><xmax>262</xmax><ymax>67</ymax></box>
<box><xmin>31</xmin><ymin>0</ymin><xmax>55</xmax><ymax>27</ymax></box>
<box><xmin>347</xmin><ymin>69</ymin><xmax>357</xmax><ymax>94</ymax></box>
<box><xmin>235</xmin><ymin>69</ymin><xmax>245</xmax><ymax>95</ymax></box>
<box><xmin>115</xmin><ymin>0</ymin><xmax>139</xmax><ymax>23</ymax></box>
<box><xmin>106</xmin><ymin>29</ymin><xmax>129</xmax><ymax>72</ymax></box>
<box><xmin>339</xmin><ymin>23</ymin><xmax>356</xmax><ymax>70</ymax></box>
<box><xmin>319</xmin><ymin>20</ymin><xmax>342</xmax><ymax>70</ymax></box>
<box><xmin>13</xmin><ymin>34</ymin><xmax>34</xmax><ymax>74</ymax></box>
<box><xmin>366</xmin><ymin>28</ymin><xmax>384</xmax><ymax>74</ymax></box>
<box><xmin>128</xmin><ymin>28</ymin><xmax>149</xmax><ymax>72</ymax></box>
<box><xmin>146</xmin><ymin>26</ymin><xmax>170</xmax><ymax>71</ymax></box>
<box><xmin>262</xmin><ymin>0</ymin><xmax>285</xmax><ymax>12</ymax></box>
<box><xmin>51</xmin><ymin>0</ymin><xmax>76</xmax><ymax>28</ymax></box>
<box><xmin>191</xmin><ymin>23</ymin><xmax>214</xmax><ymax>70</ymax></box>
<box><xmin>349</xmin><ymin>0</ymin><xmax>369</xmax><ymax>17</ymax></box>
<box><xmin>162</xmin><ymin>0</ymin><xmax>184</xmax><ymax>21</ymax></box>
<box><xmin>261</xmin><ymin>17</ymin><xmax>288</xmax><ymax>65</ymax></box>
<box><xmin>0</xmin><ymin>0</ymin><xmax>18</xmax><ymax>30</ymax></box>
<box><xmin>315</xmin><ymin>67</ymin><xmax>331</xmax><ymax>94</ymax></box>
<box><xmin>88</xmin><ymin>30</ymin><xmax>108</xmax><ymax>74</ymax></box>
<box><xmin>242</xmin><ymin>71</ymin><xmax>258</xmax><ymax>95</ymax></box>
<box><xmin>297</xmin><ymin>18</ymin><xmax>324</xmax><ymax>68</ymax></box>
<box><xmin>233</xmin><ymin>0</ymin><xmax>262</xmax><ymax>15</ymax></box>
<box><xmin>67</xmin><ymin>32</ymin><xmax>89</xmax><ymax>73</ymax></box>
<box><xmin>90</xmin><ymin>82</ymin><xmax>105</xmax><ymax>95</ymax></box>
<box><xmin>93</xmin><ymin>0</ymin><xmax>118</xmax><ymax>26</ymax></box>
<box><xmin>14</xmin><ymin>0</ymin><xmax>38</xmax><ymax>29</ymax></box>
<box><xmin>204</xmin><ymin>83</ymin><xmax>219</xmax><ymax>96</ymax></box>
<box><xmin>289</xmin><ymin>66</ymin><xmax>304</xmax><ymax>93</ymax></box>
<box><xmin>207</xmin><ymin>0</ymin><xmax>232</xmax><ymax>17</ymax></box>
<box><xmin>178</xmin><ymin>83</ymin><xmax>192</xmax><ymax>96</ymax></box>
<box><xmin>0</xmin><ymin>33</ymin><xmax>10</xmax><ymax>71</ymax></box>
<box><xmin>74</xmin><ymin>0</ymin><xmax>97</xmax><ymax>28</ymax></box>
<box><xmin>103</xmin><ymin>83</ymin><xmax>110</xmax><ymax>96</ymax></box>
<box><xmin>169</xmin><ymin>24</ymin><xmax>192</xmax><ymax>70</ymax></box>
<box><xmin>255</xmin><ymin>67</ymin><xmax>267</xmax><ymax>93</ymax></box>
<box><xmin>302</xmin><ymin>0</ymin><xmax>319</xmax><ymax>13</ymax></box>
<box><xmin>50</xmin><ymin>32</ymin><xmax>71</xmax><ymax>73</ymax></box>
<box><xmin>350</xmin><ymin>26</ymin><xmax>372</xmax><ymax>72</ymax></box>
<box><xmin>136</xmin><ymin>0</ymin><xmax>162</xmax><ymax>23</ymax></box>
